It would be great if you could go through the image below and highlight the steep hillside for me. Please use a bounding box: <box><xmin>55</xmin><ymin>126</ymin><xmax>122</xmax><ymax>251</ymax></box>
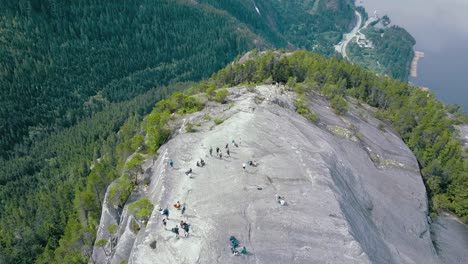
<box><xmin>198</xmin><ymin>0</ymin><xmax>354</xmax><ymax>53</ymax></box>
<box><xmin>93</xmin><ymin>85</ymin><xmax>440</xmax><ymax>263</ymax></box>
<box><xmin>0</xmin><ymin>1</ymin><xmax>354</xmax><ymax>262</ymax></box>
<box><xmin>0</xmin><ymin>0</ymin><xmax>354</xmax><ymax>158</ymax></box>
<box><xmin>0</xmin><ymin>0</ymin><xmax>257</xmax><ymax>158</ymax></box>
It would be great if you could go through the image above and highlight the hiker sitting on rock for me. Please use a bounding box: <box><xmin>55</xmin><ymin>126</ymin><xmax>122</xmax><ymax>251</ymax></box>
<box><xmin>230</xmin><ymin>236</ymin><xmax>240</xmax><ymax>255</ymax></box>
<box><xmin>276</xmin><ymin>195</ymin><xmax>286</xmax><ymax>206</ymax></box>
<box><xmin>174</xmin><ymin>201</ymin><xmax>181</xmax><ymax>209</ymax></box>
<box><xmin>248</xmin><ymin>160</ymin><xmax>258</xmax><ymax>167</ymax></box>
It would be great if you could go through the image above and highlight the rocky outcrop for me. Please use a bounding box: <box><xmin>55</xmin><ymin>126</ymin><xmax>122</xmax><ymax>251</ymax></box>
<box><xmin>431</xmin><ymin>213</ymin><xmax>468</xmax><ymax>264</ymax></box>
<box><xmin>92</xmin><ymin>182</ymin><xmax>120</xmax><ymax>263</ymax></box>
<box><xmin>93</xmin><ymin>85</ymin><xmax>443</xmax><ymax>263</ymax></box>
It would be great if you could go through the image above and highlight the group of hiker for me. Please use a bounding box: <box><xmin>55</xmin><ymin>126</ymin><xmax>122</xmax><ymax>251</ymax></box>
<box><xmin>209</xmin><ymin>139</ymin><xmax>241</xmax><ymax>159</ymax></box>
<box><xmin>196</xmin><ymin>158</ymin><xmax>205</xmax><ymax>167</ymax></box>
<box><xmin>230</xmin><ymin>236</ymin><xmax>247</xmax><ymax>256</ymax></box>
<box><xmin>160</xmin><ymin>137</ymin><xmax>291</xmax><ymax>256</ymax></box>
<box><xmin>159</xmin><ymin>200</ymin><xmax>190</xmax><ymax>238</ymax></box>
<box><xmin>242</xmin><ymin>160</ymin><xmax>258</xmax><ymax>171</ymax></box>
<box><xmin>168</xmin><ymin>220</ymin><xmax>190</xmax><ymax>238</ymax></box>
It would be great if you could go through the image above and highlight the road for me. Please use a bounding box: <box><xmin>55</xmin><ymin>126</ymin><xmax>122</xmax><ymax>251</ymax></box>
<box><xmin>335</xmin><ymin>10</ymin><xmax>362</xmax><ymax>60</ymax></box>
<box><xmin>335</xmin><ymin>11</ymin><xmax>379</xmax><ymax>61</ymax></box>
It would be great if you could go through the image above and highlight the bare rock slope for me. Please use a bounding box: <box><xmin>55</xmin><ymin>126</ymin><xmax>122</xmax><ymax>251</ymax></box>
<box><xmin>94</xmin><ymin>85</ymin><xmax>441</xmax><ymax>264</ymax></box>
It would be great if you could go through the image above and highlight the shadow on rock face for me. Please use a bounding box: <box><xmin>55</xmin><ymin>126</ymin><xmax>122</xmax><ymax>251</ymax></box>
<box><xmin>326</xmin><ymin>155</ymin><xmax>396</xmax><ymax>264</ymax></box>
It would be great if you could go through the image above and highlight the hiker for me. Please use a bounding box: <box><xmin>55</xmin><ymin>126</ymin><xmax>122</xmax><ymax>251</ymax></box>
<box><xmin>229</xmin><ymin>236</ymin><xmax>240</xmax><ymax>255</ymax></box>
<box><xmin>247</xmin><ymin>160</ymin><xmax>257</xmax><ymax>166</ymax></box>
<box><xmin>209</xmin><ymin>146</ymin><xmax>213</xmax><ymax>156</ymax></box>
<box><xmin>200</xmin><ymin>158</ymin><xmax>205</xmax><ymax>166</ymax></box>
<box><xmin>174</xmin><ymin>201</ymin><xmax>181</xmax><ymax>209</ymax></box>
<box><xmin>230</xmin><ymin>236</ymin><xmax>239</xmax><ymax>248</ymax></box>
<box><xmin>169</xmin><ymin>159</ymin><xmax>174</xmax><ymax>168</ymax></box>
<box><xmin>185</xmin><ymin>168</ymin><xmax>192</xmax><ymax>175</ymax></box>
<box><xmin>241</xmin><ymin>247</ymin><xmax>247</xmax><ymax>254</ymax></box>
<box><xmin>219</xmin><ymin>152</ymin><xmax>223</xmax><ymax>159</ymax></box>
<box><xmin>242</xmin><ymin>163</ymin><xmax>246</xmax><ymax>170</ymax></box>
<box><xmin>182</xmin><ymin>222</ymin><xmax>190</xmax><ymax>237</ymax></box>
<box><xmin>180</xmin><ymin>221</ymin><xmax>189</xmax><ymax>237</ymax></box>
<box><xmin>231</xmin><ymin>248</ymin><xmax>240</xmax><ymax>256</ymax></box>
<box><xmin>276</xmin><ymin>195</ymin><xmax>286</xmax><ymax>206</ymax></box>
<box><xmin>162</xmin><ymin>208</ymin><xmax>170</xmax><ymax>219</ymax></box>
<box><xmin>216</xmin><ymin>147</ymin><xmax>220</xmax><ymax>154</ymax></box>
<box><xmin>196</xmin><ymin>161</ymin><xmax>201</xmax><ymax>167</ymax></box>
<box><xmin>162</xmin><ymin>218</ymin><xmax>167</xmax><ymax>229</ymax></box>
<box><xmin>231</xmin><ymin>139</ymin><xmax>236</xmax><ymax>146</ymax></box>
<box><xmin>227</xmin><ymin>149</ymin><xmax>230</xmax><ymax>156</ymax></box>
<box><xmin>225</xmin><ymin>143</ymin><xmax>229</xmax><ymax>149</ymax></box>
<box><xmin>171</xmin><ymin>226</ymin><xmax>179</xmax><ymax>237</ymax></box>
<box><xmin>234</xmin><ymin>143</ymin><xmax>239</xmax><ymax>148</ymax></box>
<box><xmin>181</xmin><ymin>205</ymin><xmax>186</xmax><ymax>215</ymax></box>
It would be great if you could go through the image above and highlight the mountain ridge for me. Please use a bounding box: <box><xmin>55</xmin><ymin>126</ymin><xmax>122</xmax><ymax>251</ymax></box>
<box><xmin>93</xmin><ymin>83</ymin><xmax>439</xmax><ymax>263</ymax></box>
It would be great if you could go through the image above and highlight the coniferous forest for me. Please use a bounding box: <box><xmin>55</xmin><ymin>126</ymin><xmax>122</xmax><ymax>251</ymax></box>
<box><xmin>0</xmin><ymin>1</ymin><xmax>357</xmax><ymax>263</ymax></box>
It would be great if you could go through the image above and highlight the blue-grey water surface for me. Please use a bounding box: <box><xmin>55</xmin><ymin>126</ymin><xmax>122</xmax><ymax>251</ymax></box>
<box><xmin>358</xmin><ymin>0</ymin><xmax>468</xmax><ymax>111</ymax></box>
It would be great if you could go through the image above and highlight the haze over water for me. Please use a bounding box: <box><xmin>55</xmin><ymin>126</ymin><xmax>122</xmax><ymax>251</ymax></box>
<box><xmin>358</xmin><ymin>0</ymin><xmax>468</xmax><ymax>110</ymax></box>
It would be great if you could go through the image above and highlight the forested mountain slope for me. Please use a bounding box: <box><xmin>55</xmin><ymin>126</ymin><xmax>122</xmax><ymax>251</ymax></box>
<box><xmin>0</xmin><ymin>0</ymin><xmax>256</xmax><ymax>158</ymax></box>
<box><xmin>0</xmin><ymin>0</ymin><xmax>353</xmax><ymax>158</ymax></box>
<box><xmin>0</xmin><ymin>1</ymin><xmax>356</xmax><ymax>263</ymax></box>
<box><xmin>198</xmin><ymin>0</ymin><xmax>354</xmax><ymax>54</ymax></box>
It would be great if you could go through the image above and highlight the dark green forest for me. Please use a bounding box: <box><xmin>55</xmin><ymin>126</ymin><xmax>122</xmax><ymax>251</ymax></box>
<box><xmin>0</xmin><ymin>0</ymin><xmax>354</xmax><ymax>159</ymax></box>
<box><xmin>209</xmin><ymin>50</ymin><xmax>467</xmax><ymax>223</ymax></box>
<box><xmin>0</xmin><ymin>1</ymin><xmax>357</xmax><ymax>263</ymax></box>
<box><xmin>0</xmin><ymin>84</ymin><xmax>175</xmax><ymax>263</ymax></box>
<box><xmin>0</xmin><ymin>0</ymin><xmax>256</xmax><ymax>159</ymax></box>
<box><xmin>198</xmin><ymin>0</ymin><xmax>355</xmax><ymax>54</ymax></box>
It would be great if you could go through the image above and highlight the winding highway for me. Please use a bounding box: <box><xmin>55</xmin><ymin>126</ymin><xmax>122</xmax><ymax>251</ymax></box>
<box><xmin>334</xmin><ymin>10</ymin><xmax>362</xmax><ymax>60</ymax></box>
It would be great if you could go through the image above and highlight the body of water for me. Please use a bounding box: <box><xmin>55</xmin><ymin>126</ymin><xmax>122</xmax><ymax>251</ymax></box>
<box><xmin>357</xmin><ymin>0</ymin><xmax>468</xmax><ymax>111</ymax></box>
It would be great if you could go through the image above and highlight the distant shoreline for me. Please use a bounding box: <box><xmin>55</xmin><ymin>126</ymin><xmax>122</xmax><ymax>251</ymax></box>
<box><xmin>410</xmin><ymin>50</ymin><xmax>424</xmax><ymax>78</ymax></box>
